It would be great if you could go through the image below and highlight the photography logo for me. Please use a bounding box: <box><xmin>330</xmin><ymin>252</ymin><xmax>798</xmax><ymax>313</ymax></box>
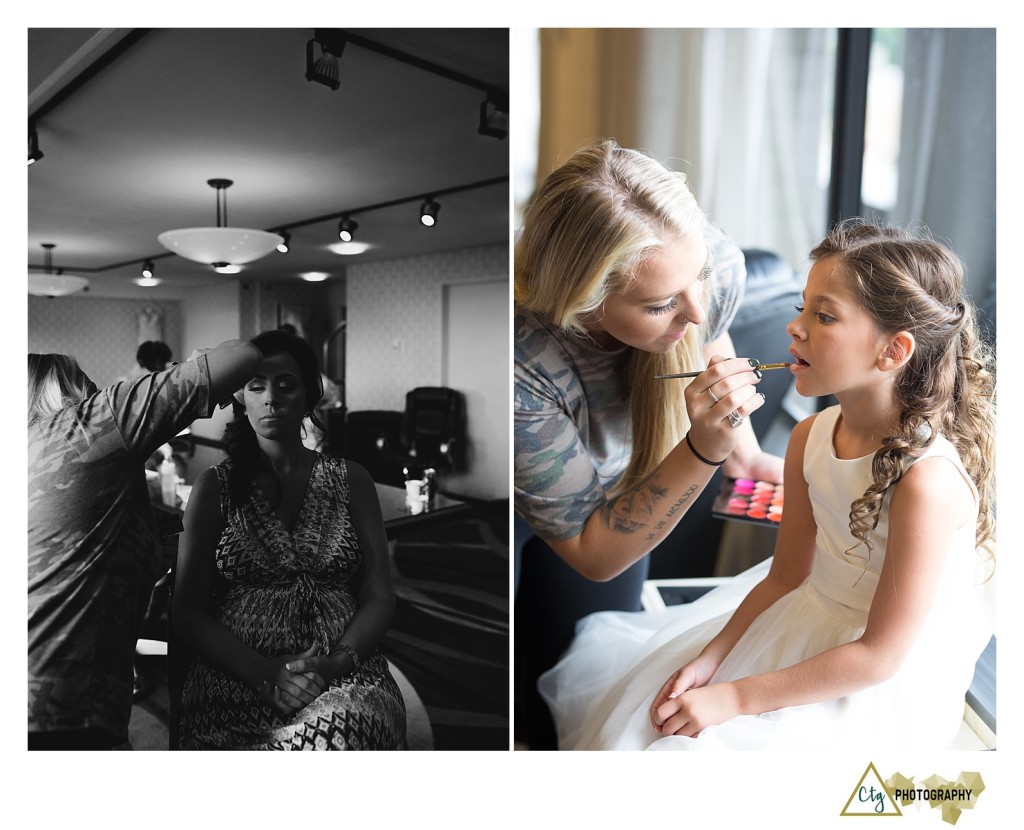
<box><xmin>841</xmin><ymin>763</ymin><xmax>986</xmax><ymax>825</ymax></box>
<box><xmin>841</xmin><ymin>762</ymin><xmax>902</xmax><ymax>816</ymax></box>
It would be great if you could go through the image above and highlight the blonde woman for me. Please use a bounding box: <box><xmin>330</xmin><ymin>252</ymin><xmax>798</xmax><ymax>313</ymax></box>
<box><xmin>514</xmin><ymin>140</ymin><xmax>783</xmax><ymax>747</ymax></box>
<box><xmin>28</xmin><ymin>341</ymin><xmax>259</xmax><ymax>750</ymax></box>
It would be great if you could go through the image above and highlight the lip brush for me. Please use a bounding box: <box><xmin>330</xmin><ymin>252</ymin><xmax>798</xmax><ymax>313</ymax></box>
<box><xmin>653</xmin><ymin>362</ymin><xmax>792</xmax><ymax>380</ymax></box>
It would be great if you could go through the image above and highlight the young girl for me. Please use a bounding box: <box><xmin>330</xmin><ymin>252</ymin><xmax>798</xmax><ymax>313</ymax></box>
<box><xmin>538</xmin><ymin>220</ymin><xmax>995</xmax><ymax>751</ymax></box>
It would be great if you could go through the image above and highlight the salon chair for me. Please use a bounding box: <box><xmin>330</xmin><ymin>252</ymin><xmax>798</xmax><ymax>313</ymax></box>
<box><xmin>381</xmin><ymin>387</ymin><xmax>466</xmax><ymax>486</ymax></box>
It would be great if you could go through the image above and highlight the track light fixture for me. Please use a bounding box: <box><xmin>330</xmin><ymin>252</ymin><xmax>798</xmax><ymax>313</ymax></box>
<box><xmin>28</xmin><ymin>125</ymin><xmax>44</xmax><ymax>165</ymax></box>
<box><xmin>419</xmin><ymin>199</ymin><xmax>440</xmax><ymax>228</ymax></box>
<box><xmin>478</xmin><ymin>92</ymin><xmax>509</xmax><ymax>140</ymax></box>
<box><xmin>306</xmin><ymin>30</ymin><xmax>347</xmax><ymax>91</ymax></box>
<box><xmin>142</xmin><ymin>260</ymin><xmax>155</xmax><ymax>279</ymax></box>
<box><xmin>338</xmin><ymin>217</ymin><xmax>358</xmax><ymax>242</ymax></box>
<box><xmin>277</xmin><ymin>231</ymin><xmax>291</xmax><ymax>253</ymax></box>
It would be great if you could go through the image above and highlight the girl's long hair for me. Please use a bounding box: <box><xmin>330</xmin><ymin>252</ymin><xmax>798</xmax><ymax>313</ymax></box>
<box><xmin>515</xmin><ymin>140</ymin><xmax>711</xmax><ymax>495</ymax></box>
<box><xmin>223</xmin><ymin>329</ymin><xmax>325</xmax><ymax>509</ymax></box>
<box><xmin>811</xmin><ymin>220</ymin><xmax>996</xmax><ymax>563</ymax></box>
<box><xmin>27</xmin><ymin>353</ymin><xmax>97</xmax><ymax>428</ymax></box>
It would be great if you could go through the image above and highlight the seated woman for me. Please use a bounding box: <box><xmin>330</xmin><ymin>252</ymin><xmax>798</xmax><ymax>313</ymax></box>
<box><xmin>538</xmin><ymin>221</ymin><xmax>995</xmax><ymax>751</ymax></box>
<box><xmin>173</xmin><ymin>330</ymin><xmax>406</xmax><ymax>750</ymax></box>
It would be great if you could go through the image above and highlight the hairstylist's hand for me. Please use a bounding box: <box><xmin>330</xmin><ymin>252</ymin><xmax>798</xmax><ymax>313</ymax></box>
<box><xmin>184</xmin><ymin>347</ymin><xmax>212</xmax><ymax>363</ymax></box>
<box><xmin>684</xmin><ymin>355</ymin><xmax>765</xmax><ymax>464</ymax></box>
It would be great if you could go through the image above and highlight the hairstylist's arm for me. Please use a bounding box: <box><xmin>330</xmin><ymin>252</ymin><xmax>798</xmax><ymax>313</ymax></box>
<box><xmin>703</xmin><ymin>331</ymin><xmax>785</xmax><ymax>484</ymax></box>
<box><xmin>184</xmin><ymin>339</ymin><xmax>261</xmax><ymax>411</ymax></box>
<box><xmin>545</xmin><ymin>355</ymin><xmax>765</xmax><ymax>582</ymax></box>
<box><xmin>172</xmin><ymin>468</ymin><xmax>325</xmax><ymax>717</ymax></box>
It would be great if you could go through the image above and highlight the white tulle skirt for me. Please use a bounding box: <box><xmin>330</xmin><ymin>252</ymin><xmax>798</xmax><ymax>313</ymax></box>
<box><xmin>538</xmin><ymin>558</ymin><xmax>990</xmax><ymax>751</ymax></box>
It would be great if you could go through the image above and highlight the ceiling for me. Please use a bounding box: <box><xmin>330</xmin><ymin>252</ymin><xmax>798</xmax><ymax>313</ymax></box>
<box><xmin>27</xmin><ymin>28</ymin><xmax>510</xmax><ymax>299</ymax></box>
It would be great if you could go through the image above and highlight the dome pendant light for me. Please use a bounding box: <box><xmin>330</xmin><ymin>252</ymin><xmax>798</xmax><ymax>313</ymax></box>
<box><xmin>158</xmin><ymin>179</ymin><xmax>282</xmax><ymax>272</ymax></box>
<box><xmin>28</xmin><ymin>243</ymin><xmax>90</xmax><ymax>297</ymax></box>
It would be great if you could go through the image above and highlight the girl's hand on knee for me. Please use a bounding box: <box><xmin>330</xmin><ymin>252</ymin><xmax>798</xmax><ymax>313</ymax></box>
<box><xmin>654</xmin><ymin>683</ymin><xmax>741</xmax><ymax>738</ymax></box>
<box><xmin>649</xmin><ymin>654</ymin><xmax>719</xmax><ymax>730</ymax></box>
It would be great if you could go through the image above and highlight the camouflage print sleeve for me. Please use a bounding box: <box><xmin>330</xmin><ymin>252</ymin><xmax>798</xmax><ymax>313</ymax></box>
<box><xmin>513</xmin><ymin>360</ymin><xmax>606</xmax><ymax>544</ymax></box>
<box><xmin>106</xmin><ymin>355</ymin><xmax>212</xmax><ymax>461</ymax></box>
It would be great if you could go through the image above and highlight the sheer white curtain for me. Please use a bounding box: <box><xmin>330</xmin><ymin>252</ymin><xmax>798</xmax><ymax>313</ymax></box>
<box><xmin>889</xmin><ymin>28</ymin><xmax>996</xmax><ymax>304</ymax></box>
<box><xmin>636</xmin><ymin>28</ymin><xmax>833</xmax><ymax>272</ymax></box>
<box><xmin>527</xmin><ymin>28</ymin><xmax>835</xmax><ymax>272</ymax></box>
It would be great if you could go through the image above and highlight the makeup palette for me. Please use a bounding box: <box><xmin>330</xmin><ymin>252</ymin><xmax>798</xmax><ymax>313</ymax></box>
<box><xmin>711</xmin><ymin>477</ymin><xmax>784</xmax><ymax>527</ymax></box>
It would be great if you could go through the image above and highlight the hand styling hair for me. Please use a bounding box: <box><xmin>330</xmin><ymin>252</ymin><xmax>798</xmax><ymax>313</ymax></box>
<box><xmin>515</xmin><ymin>140</ymin><xmax>711</xmax><ymax>494</ymax></box>
<box><xmin>810</xmin><ymin>220</ymin><xmax>996</xmax><ymax>564</ymax></box>
<box><xmin>223</xmin><ymin>329</ymin><xmax>325</xmax><ymax>509</ymax></box>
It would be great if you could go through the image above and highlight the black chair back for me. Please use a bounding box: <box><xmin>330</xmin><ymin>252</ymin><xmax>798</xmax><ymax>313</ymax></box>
<box><xmin>399</xmin><ymin>387</ymin><xmax>465</xmax><ymax>470</ymax></box>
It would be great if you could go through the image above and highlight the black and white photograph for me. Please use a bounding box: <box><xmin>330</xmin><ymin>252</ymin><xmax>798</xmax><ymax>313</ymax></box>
<box><xmin>27</xmin><ymin>27</ymin><xmax>509</xmax><ymax>755</ymax></box>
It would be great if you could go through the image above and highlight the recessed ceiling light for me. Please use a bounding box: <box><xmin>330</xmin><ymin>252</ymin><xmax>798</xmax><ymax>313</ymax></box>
<box><xmin>329</xmin><ymin>241</ymin><xmax>371</xmax><ymax>256</ymax></box>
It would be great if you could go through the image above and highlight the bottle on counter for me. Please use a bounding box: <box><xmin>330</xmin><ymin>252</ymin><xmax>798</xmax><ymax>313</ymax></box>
<box><xmin>159</xmin><ymin>444</ymin><xmax>178</xmax><ymax>507</ymax></box>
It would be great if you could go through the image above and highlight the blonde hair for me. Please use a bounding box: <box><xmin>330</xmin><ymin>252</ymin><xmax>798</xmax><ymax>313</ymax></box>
<box><xmin>27</xmin><ymin>353</ymin><xmax>97</xmax><ymax>428</ymax></box>
<box><xmin>810</xmin><ymin>221</ymin><xmax>996</xmax><ymax>564</ymax></box>
<box><xmin>516</xmin><ymin>140</ymin><xmax>709</xmax><ymax>494</ymax></box>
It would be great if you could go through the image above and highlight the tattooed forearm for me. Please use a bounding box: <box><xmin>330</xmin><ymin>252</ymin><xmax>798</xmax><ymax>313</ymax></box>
<box><xmin>604</xmin><ymin>482</ymin><xmax>669</xmax><ymax>533</ymax></box>
<box><xmin>602</xmin><ymin>478</ymin><xmax>701</xmax><ymax>541</ymax></box>
<box><xmin>645</xmin><ymin>484</ymin><xmax>699</xmax><ymax>540</ymax></box>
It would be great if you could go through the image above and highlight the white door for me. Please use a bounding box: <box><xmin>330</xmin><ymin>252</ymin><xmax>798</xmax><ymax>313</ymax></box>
<box><xmin>442</xmin><ymin>280</ymin><xmax>509</xmax><ymax>501</ymax></box>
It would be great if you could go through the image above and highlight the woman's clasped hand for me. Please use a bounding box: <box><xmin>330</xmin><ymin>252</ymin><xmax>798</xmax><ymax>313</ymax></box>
<box><xmin>257</xmin><ymin>643</ymin><xmax>330</xmax><ymax>717</ymax></box>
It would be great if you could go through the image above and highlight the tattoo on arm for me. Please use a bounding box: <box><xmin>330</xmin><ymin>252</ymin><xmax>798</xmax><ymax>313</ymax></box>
<box><xmin>645</xmin><ymin>484</ymin><xmax>699</xmax><ymax>541</ymax></box>
<box><xmin>602</xmin><ymin>478</ymin><xmax>700</xmax><ymax>541</ymax></box>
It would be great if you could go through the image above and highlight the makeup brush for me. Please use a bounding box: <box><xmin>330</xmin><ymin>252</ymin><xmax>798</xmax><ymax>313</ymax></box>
<box><xmin>653</xmin><ymin>362</ymin><xmax>792</xmax><ymax>380</ymax></box>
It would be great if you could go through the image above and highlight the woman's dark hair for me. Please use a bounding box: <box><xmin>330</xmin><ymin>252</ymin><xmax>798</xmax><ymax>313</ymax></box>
<box><xmin>223</xmin><ymin>329</ymin><xmax>325</xmax><ymax>508</ymax></box>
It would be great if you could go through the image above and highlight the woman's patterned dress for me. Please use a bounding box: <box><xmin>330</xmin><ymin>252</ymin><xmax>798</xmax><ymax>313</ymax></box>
<box><xmin>178</xmin><ymin>454</ymin><xmax>406</xmax><ymax>750</ymax></box>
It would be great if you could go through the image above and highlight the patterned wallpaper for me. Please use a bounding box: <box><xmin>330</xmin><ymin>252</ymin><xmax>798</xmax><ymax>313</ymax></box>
<box><xmin>346</xmin><ymin>243</ymin><xmax>508</xmax><ymax>411</ymax></box>
<box><xmin>28</xmin><ymin>295</ymin><xmax>183</xmax><ymax>389</ymax></box>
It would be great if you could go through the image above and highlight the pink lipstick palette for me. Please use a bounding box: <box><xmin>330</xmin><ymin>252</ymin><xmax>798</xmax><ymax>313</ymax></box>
<box><xmin>711</xmin><ymin>477</ymin><xmax>784</xmax><ymax>527</ymax></box>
